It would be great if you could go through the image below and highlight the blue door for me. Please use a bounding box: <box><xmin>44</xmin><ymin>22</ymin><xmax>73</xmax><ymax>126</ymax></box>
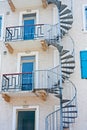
<box><xmin>24</xmin><ymin>19</ymin><xmax>35</xmax><ymax>40</ymax></box>
<box><xmin>17</xmin><ymin>111</ymin><xmax>35</xmax><ymax>130</ymax></box>
<box><xmin>22</xmin><ymin>62</ymin><xmax>33</xmax><ymax>91</ymax></box>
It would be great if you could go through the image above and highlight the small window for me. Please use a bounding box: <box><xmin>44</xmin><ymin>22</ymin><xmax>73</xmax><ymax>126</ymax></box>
<box><xmin>83</xmin><ymin>5</ymin><xmax>87</xmax><ymax>31</ymax></box>
<box><xmin>0</xmin><ymin>15</ymin><xmax>3</xmax><ymax>40</ymax></box>
<box><xmin>0</xmin><ymin>16</ymin><xmax>2</xmax><ymax>37</ymax></box>
<box><xmin>80</xmin><ymin>51</ymin><xmax>87</xmax><ymax>78</ymax></box>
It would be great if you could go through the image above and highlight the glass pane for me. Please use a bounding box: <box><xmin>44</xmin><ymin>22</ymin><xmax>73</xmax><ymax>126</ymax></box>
<box><xmin>21</xmin><ymin>56</ymin><xmax>35</xmax><ymax>61</ymax></box>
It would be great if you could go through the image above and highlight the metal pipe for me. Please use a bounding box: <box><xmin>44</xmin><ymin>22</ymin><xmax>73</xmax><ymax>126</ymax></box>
<box><xmin>57</xmin><ymin>5</ymin><xmax>63</xmax><ymax>130</ymax></box>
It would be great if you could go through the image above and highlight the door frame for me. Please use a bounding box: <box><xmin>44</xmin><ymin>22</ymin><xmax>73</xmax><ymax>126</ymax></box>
<box><xmin>17</xmin><ymin>51</ymin><xmax>39</xmax><ymax>89</ymax></box>
<box><xmin>12</xmin><ymin>105</ymin><xmax>39</xmax><ymax>130</ymax></box>
<box><xmin>19</xmin><ymin>10</ymin><xmax>39</xmax><ymax>26</ymax></box>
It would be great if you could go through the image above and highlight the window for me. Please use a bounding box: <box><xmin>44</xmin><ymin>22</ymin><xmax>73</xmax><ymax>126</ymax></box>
<box><xmin>0</xmin><ymin>15</ymin><xmax>3</xmax><ymax>40</ymax></box>
<box><xmin>0</xmin><ymin>16</ymin><xmax>2</xmax><ymax>37</ymax></box>
<box><xmin>80</xmin><ymin>51</ymin><xmax>87</xmax><ymax>78</ymax></box>
<box><xmin>83</xmin><ymin>5</ymin><xmax>87</xmax><ymax>31</ymax></box>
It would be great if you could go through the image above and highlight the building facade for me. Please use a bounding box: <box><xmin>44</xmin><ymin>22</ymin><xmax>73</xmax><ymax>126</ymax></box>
<box><xmin>0</xmin><ymin>0</ymin><xmax>87</xmax><ymax>130</ymax></box>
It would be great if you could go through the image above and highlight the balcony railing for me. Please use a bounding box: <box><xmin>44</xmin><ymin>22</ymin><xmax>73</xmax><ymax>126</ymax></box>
<box><xmin>2</xmin><ymin>68</ymin><xmax>60</xmax><ymax>92</ymax></box>
<box><xmin>2</xmin><ymin>72</ymin><xmax>34</xmax><ymax>91</ymax></box>
<box><xmin>5</xmin><ymin>24</ymin><xmax>51</xmax><ymax>42</ymax></box>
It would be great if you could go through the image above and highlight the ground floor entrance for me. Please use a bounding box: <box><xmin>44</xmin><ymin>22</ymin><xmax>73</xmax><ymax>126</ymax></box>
<box><xmin>17</xmin><ymin>111</ymin><xmax>35</xmax><ymax>130</ymax></box>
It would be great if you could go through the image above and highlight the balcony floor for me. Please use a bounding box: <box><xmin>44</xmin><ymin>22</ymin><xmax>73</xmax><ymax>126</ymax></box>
<box><xmin>5</xmin><ymin>39</ymin><xmax>44</xmax><ymax>52</ymax></box>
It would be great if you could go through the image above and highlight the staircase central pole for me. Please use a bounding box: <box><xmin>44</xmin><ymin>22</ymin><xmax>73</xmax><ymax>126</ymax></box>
<box><xmin>57</xmin><ymin>3</ymin><xmax>63</xmax><ymax>130</ymax></box>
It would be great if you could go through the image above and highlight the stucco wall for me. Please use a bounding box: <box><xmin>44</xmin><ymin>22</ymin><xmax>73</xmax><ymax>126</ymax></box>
<box><xmin>0</xmin><ymin>0</ymin><xmax>87</xmax><ymax>130</ymax></box>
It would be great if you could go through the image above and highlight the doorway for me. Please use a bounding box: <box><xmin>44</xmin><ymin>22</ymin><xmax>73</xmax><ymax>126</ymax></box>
<box><xmin>23</xmin><ymin>13</ymin><xmax>36</xmax><ymax>40</ymax></box>
<box><xmin>21</xmin><ymin>56</ymin><xmax>35</xmax><ymax>91</ymax></box>
<box><xmin>17</xmin><ymin>111</ymin><xmax>35</xmax><ymax>130</ymax></box>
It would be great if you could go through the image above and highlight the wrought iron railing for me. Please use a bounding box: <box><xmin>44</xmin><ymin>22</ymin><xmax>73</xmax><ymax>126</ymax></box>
<box><xmin>2</xmin><ymin>69</ymin><xmax>60</xmax><ymax>92</ymax></box>
<box><xmin>45</xmin><ymin>78</ymin><xmax>77</xmax><ymax>130</ymax></box>
<box><xmin>5</xmin><ymin>24</ymin><xmax>51</xmax><ymax>42</ymax></box>
<box><xmin>2</xmin><ymin>72</ymin><xmax>34</xmax><ymax>91</ymax></box>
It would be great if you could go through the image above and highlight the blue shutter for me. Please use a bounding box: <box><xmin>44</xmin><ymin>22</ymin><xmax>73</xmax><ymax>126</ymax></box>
<box><xmin>24</xmin><ymin>19</ymin><xmax>35</xmax><ymax>40</ymax></box>
<box><xmin>80</xmin><ymin>51</ymin><xmax>87</xmax><ymax>78</ymax></box>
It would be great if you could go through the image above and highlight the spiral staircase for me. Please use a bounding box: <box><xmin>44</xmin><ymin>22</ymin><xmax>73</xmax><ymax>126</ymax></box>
<box><xmin>44</xmin><ymin>0</ymin><xmax>78</xmax><ymax>130</ymax></box>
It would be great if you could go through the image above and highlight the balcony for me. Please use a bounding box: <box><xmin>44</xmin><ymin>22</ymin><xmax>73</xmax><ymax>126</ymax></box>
<box><xmin>5</xmin><ymin>24</ymin><xmax>51</xmax><ymax>53</ymax></box>
<box><xmin>2</xmin><ymin>67</ymin><xmax>60</xmax><ymax>102</ymax></box>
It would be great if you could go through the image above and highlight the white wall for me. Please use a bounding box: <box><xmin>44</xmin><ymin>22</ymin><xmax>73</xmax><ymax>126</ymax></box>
<box><xmin>0</xmin><ymin>0</ymin><xmax>87</xmax><ymax>130</ymax></box>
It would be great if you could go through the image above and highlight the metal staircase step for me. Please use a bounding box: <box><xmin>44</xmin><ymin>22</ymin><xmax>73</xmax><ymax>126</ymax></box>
<box><xmin>62</xmin><ymin>76</ymin><xmax>67</xmax><ymax>81</ymax></box>
<box><xmin>60</xmin><ymin>9</ymin><xmax>71</xmax><ymax>16</ymax></box>
<box><xmin>63</xmin><ymin>121</ymin><xmax>74</xmax><ymax>124</ymax></box>
<box><xmin>62</xmin><ymin>74</ymin><xmax>70</xmax><ymax>78</ymax></box>
<box><xmin>48</xmin><ymin>89</ymin><xmax>59</xmax><ymax>93</ymax></box>
<box><xmin>52</xmin><ymin>88</ymin><xmax>60</xmax><ymax>91</ymax></box>
<box><xmin>62</xmin><ymin>99</ymin><xmax>70</xmax><ymax>103</ymax></box>
<box><xmin>61</xmin><ymin>25</ymin><xmax>71</xmax><ymax>31</ymax></box>
<box><xmin>62</xmin><ymin>75</ymin><xmax>68</xmax><ymax>79</ymax></box>
<box><xmin>60</xmin><ymin>20</ymin><xmax>73</xmax><ymax>25</ymax></box>
<box><xmin>47</xmin><ymin>0</ymin><xmax>53</xmax><ymax>4</ymax></box>
<box><xmin>60</xmin><ymin>29</ymin><xmax>66</xmax><ymax>36</ymax></box>
<box><xmin>55</xmin><ymin>94</ymin><xmax>61</xmax><ymax>98</ymax></box>
<box><xmin>59</xmin><ymin>4</ymin><xmax>67</xmax><ymax>13</ymax></box>
<box><xmin>60</xmin><ymin>15</ymin><xmax>73</xmax><ymax>20</ymax></box>
<box><xmin>63</xmin><ymin>126</ymin><xmax>69</xmax><ymax>129</ymax></box>
<box><xmin>56</xmin><ymin>1</ymin><xmax>61</xmax><ymax>8</ymax></box>
<box><xmin>49</xmin><ymin>87</ymin><xmax>60</xmax><ymax>92</ymax></box>
<box><xmin>61</xmin><ymin>60</ymin><xmax>75</xmax><ymax>64</ymax></box>
<box><xmin>62</xmin><ymin>66</ymin><xmax>75</xmax><ymax>69</ymax></box>
<box><xmin>60</xmin><ymin>50</ymin><xmax>69</xmax><ymax>56</ymax></box>
<box><xmin>53</xmin><ymin>80</ymin><xmax>64</xmax><ymax>86</ymax></box>
<box><xmin>62</xmin><ymin>70</ymin><xmax>73</xmax><ymax>74</ymax></box>
<box><xmin>61</xmin><ymin>55</ymin><xmax>73</xmax><ymax>60</ymax></box>
<box><xmin>53</xmin><ymin>91</ymin><xmax>60</xmax><ymax>94</ymax></box>
<box><xmin>51</xmin><ymin>86</ymin><xmax>60</xmax><ymax>90</ymax></box>
<box><xmin>62</xmin><ymin>111</ymin><xmax>77</xmax><ymax>113</ymax></box>
<box><xmin>47</xmin><ymin>0</ymin><xmax>61</xmax><ymax>8</ymax></box>
<box><xmin>63</xmin><ymin>116</ymin><xmax>77</xmax><ymax>119</ymax></box>
<box><xmin>63</xmin><ymin>105</ymin><xmax>76</xmax><ymax>108</ymax></box>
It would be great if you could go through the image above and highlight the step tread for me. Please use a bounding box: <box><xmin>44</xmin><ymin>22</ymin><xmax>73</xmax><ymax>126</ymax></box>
<box><xmin>59</xmin><ymin>4</ymin><xmax>67</xmax><ymax>12</ymax></box>
<box><xmin>55</xmin><ymin>94</ymin><xmax>61</xmax><ymax>98</ymax></box>
<box><xmin>62</xmin><ymin>70</ymin><xmax>73</xmax><ymax>74</ymax></box>
<box><xmin>60</xmin><ymin>20</ymin><xmax>73</xmax><ymax>25</ymax></box>
<box><xmin>62</xmin><ymin>99</ymin><xmax>70</xmax><ymax>103</ymax></box>
<box><xmin>61</xmin><ymin>60</ymin><xmax>75</xmax><ymax>64</ymax></box>
<box><xmin>62</xmin><ymin>66</ymin><xmax>75</xmax><ymax>69</ymax></box>
<box><xmin>60</xmin><ymin>29</ymin><xmax>66</xmax><ymax>36</ymax></box>
<box><xmin>63</xmin><ymin>110</ymin><xmax>77</xmax><ymax>113</ymax></box>
<box><xmin>63</xmin><ymin>105</ymin><xmax>76</xmax><ymax>108</ymax></box>
<box><xmin>60</xmin><ymin>15</ymin><xmax>73</xmax><ymax>20</ymax></box>
<box><xmin>61</xmin><ymin>25</ymin><xmax>71</xmax><ymax>31</ymax></box>
<box><xmin>60</xmin><ymin>50</ymin><xmax>69</xmax><ymax>56</ymax></box>
<box><xmin>63</xmin><ymin>121</ymin><xmax>74</xmax><ymax>124</ymax></box>
<box><xmin>62</xmin><ymin>75</ymin><xmax>70</xmax><ymax>79</ymax></box>
<box><xmin>60</xmin><ymin>9</ymin><xmax>71</xmax><ymax>16</ymax></box>
<box><xmin>61</xmin><ymin>54</ymin><xmax>73</xmax><ymax>60</ymax></box>
<box><xmin>63</xmin><ymin>116</ymin><xmax>76</xmax><ymax>118</ymax></box>
<box><xmin>63</xmin><ymin>126</ymin><xmax>69</xmax><ymax>129</ymax></box>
